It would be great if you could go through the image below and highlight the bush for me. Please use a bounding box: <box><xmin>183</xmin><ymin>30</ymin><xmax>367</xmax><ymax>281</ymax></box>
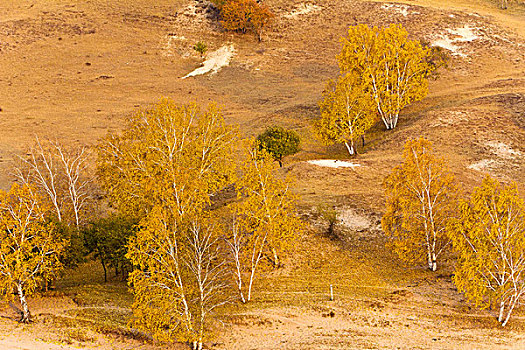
<box><xmin>193</xmin><ymin>41</ymin><xmax>208</xmax><ymax>57</ymax></box>
<box><xmin>256</xmin><ymin>126</ymin><xmax>300</xmax><ymax>167</ymax></box>
<box><xmin>221</xmin><ymin>0</ymin><xmax>274</xmax><ymax>41</ymax></box>
<box><xmin>82</xmin><ymin>216</ymin><xmax>136</xmax><ymax>282</ymax></box>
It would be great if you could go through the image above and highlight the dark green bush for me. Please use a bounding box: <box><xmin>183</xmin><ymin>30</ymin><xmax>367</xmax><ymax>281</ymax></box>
<box><xmin>82</xmin><ymin>216</ymin><xmax>137</xmax><ymax>282</ymax></box>
<box><xmin>256</xmin><ymin>126</ymin><xmax>300</xmax><ymax>167</ymax></box>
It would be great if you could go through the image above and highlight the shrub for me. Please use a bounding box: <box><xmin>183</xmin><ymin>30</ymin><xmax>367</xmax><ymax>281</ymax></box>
<box><xmin>193</xmin><ymin>41</ymin><xmax>208</xmax><ymax>57</ymax></box>
<box><xmin>221</xmin><ymin>0</ymin><xmax>274</xmax><ymax>41</ymax></box>
<box><xmin>256</xmin><ymin>126</ymin><xmax>300</xmax><ymax>167</ymax></box>
<box><xmin>82</xmin><ymin>216</ymin><xmax>136</xmax><ymax>282</ymax></box>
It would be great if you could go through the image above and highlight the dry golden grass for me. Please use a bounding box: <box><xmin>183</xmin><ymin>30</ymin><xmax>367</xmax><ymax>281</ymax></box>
<box><xmin>0</xmin><ymin>0</ymin><xmax>524</xmax><ymax>348</ymax></box>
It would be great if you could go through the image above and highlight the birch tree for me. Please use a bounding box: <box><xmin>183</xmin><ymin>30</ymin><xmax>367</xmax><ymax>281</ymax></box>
<box><xmin>338</xmin><ymin>24</ymin><xmax>435</xmax><ymax>130</ymax></box>
<box><xmin>97</xmin><ymin>99</ymin><xmax>238</xmax><ymax>220</ymax></box>
<box><xmin>382</xmin><ymin>138</ymin><xmax>458</xmax><ymax>271</ymax></box>
<box><xmin>227</xmin><ymin>145</ymin><xmax>303</xmax><ymax>302</ymax></box>
<box><xmin>99</xmin><ymin>100</ymin><xmax>237</xmax><ymax>348</ymax></box>
<box><xmin>128</xmin><ymin>211</ymin><xmax>228</xmax><ymax>349</ymax></box>
<box><xmin>0</xmin><ymin>184</ymin><xmax>67</xmax><ymax>322</ymax></box>
<box><xmin>315</xmin><ymin>71</ymin><xmax>376</xmax><ymax>156</ymax></box>
<box><xmin>449</xmin><ymin>176</ymin><xmax>525</xmax><ymax>327</ymax></box>
<box><xmin>14</xmin><ymin>138</ymin><xmax>92</xmax><ymax>228</ymax></box>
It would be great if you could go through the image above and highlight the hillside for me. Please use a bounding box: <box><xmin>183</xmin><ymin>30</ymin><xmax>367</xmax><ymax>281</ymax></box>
<box><xmin>0</xmin><ymin>0</ymin><xmax>524</xmax><ymax>349</ymax></box>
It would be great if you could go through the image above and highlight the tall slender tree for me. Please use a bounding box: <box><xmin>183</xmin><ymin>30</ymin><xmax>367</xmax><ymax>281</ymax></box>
<box><xmin>227</xmin><ymin>145</ymin><xmax>303</xmax><ymax>302</ymax></box>
<box><xmin>449</xmin><ymin>176</ymin><xmax>525</xmax><ymax>327</ymax></box>
<box><xmin>382</xmin><ymin>138</ymin><xmax>458</xmax><ymax>271</ymax></box>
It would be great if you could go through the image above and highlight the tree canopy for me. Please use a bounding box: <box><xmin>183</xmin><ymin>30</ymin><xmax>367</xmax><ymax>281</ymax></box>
<box><xmin>316</xmin><ymin>71</ymin><xmax>376</xmax><ymax>156</ymax></box>
<box><xmin>338</xmin><ymin>24</ymin><xmax>435</xmax><ymax>130</ymax></box>
<box><xmin>382</xmin><ymin>138</ymin><xmax>458</xmax><ymax>271</ymax></box>
<box><xmin>0</xmin><ymin>184</ymin><xmax>67</xmax><ymax>322</ymax></box>
<box><xmin>256</xmin><ymin>126</ymin><xmax>300</xmax><ymax>167</ymax></box>
<box><xmin>449</xmin><ymin>176</ymin><xmax>525</xmax><ymax>327</ymax></box>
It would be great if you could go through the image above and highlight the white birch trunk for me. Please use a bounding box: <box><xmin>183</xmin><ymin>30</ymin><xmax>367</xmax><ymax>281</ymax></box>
<box><xmin>16</xmin><ymin>283</ymin><xmax>30</xmax><ymax>323</ymax></box>
<box><xmin>344</xmin><ymin>142</ymin><xmax>355</xmax><ymax>156</ymax></box>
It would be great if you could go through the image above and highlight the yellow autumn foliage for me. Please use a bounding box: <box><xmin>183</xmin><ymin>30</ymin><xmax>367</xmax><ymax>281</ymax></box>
<box><xmin>316</xmin><ymin>70</ymin><xmax>376</xmax><ymax>156</ymax></box>
<box><xmin>338</xmin><ymin>24</ymin><xmax>435</xmax><ymax>130</ymax></box>
<box><xmin>97</xmin><ymin>99</ymin><xmax>238</xmax><ymax>219</ymax></box>
<box><xmin>0</xmin><ymin>183</ymin><xmax>67</xmax><ymax>322</ymax></box>
<box><xmin>382</xmin><ymin>138</ymin><xmax>458</xmax><ymax>271</ymax></box>
<box><xmin>228</xmin><ymin>144</ymin><xmax>303</xmax><ymax>302</ymax></box>
<box><xmin>449</xmin><ymin>176</ymin><xmax>525</xmax><ymax>327</ymax></box>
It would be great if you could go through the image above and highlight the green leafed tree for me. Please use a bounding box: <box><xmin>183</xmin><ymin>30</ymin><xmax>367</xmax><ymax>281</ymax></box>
<box><xmin>256</xmin><ymin>126</ymin><xmax>300</xmax><ymax>167</ymax></box>
<box><xmin>83</xmin><ymin>215</ymin><xmax>136</xmax><ymax>282</ymax></box>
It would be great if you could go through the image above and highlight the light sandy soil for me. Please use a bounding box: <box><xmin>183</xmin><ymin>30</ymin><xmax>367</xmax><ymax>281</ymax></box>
<box><xmin>182</xmin><ymin>44</ymin><xmax>235</xmax><ymax>78</ymax></box>
<box><xmin>307</xmin><ymin>159</ymin><xmax>361</xmax><ymax>168</ymax></box>
<box><xmin>0</xmin><ymin>0</ymin><xmax>524</xmax><ymax>348</ymax></box>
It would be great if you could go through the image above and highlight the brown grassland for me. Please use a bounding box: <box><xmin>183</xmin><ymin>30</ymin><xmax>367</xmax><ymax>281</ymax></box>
<box><xmin>0</xmin><ymin>0</ymin><xmax>524</xmax><ymax>348</ymax></box>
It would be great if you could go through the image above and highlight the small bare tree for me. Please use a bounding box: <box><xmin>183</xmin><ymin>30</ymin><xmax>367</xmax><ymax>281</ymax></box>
<box><xmin>14</xmin><ymin>137</ymin><xmax>93</xmax><ymax>228</ymax></box>
<box><xmin>54</xmin><ymin>143</ymin><xmax>91</xmax><ymax>227</ymax></box>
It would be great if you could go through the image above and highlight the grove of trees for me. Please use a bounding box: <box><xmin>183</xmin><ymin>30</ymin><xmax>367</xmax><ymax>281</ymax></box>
<box><xmin>315</xmin><ymin>24</ymin><xmax>439</xmax><ymax>157</ymax></box>
<box><xmin>212</xmin><ymin>0</ymin><xmax>274</xmax><ymax>41</ymax></box>
<box><xmin>96</xmin><ymin>99</ymin><xmax>302</xmax><ymax>349</ymax></box>
<box><xmin>1</xmin><ymin>15</ymin><xmax>523</xmax><ymax>350</ymax></box>
<box><xmin>383</xmin><ymin>138</ymin><xmax>525</xmax><ymax>326</ymax></box>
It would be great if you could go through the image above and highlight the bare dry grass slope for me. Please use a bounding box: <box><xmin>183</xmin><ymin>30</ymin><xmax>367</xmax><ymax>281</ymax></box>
<box><xmin>0</xmin><ymin>0</ymin><xmax>524</xmax><ymax>348</ymax></box>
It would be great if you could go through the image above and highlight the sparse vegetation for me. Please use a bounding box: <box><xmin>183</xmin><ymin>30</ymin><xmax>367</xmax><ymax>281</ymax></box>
<box><xmin>193</xmin><ymin>41</ymin><xmax>208</xmax><ymax>57</ymax></box>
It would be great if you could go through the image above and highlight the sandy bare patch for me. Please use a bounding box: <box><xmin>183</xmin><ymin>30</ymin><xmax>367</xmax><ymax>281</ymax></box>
<box><xmin>162</xmin><ymin>34</ymin><xmax>187</xmax><ymax>57</ymax></box>
<box><xmin>432</xmin><ymin>25</ymin><xmax>480</xmax><ymax>57</ymax></box>
<box><xmin>339</xmin><ymin>208</ymin><xmax>373</xmax><ymax>231</ymax></box>
<box><xmin>307</xmin><ymin>160</ymin><xmax>361</xmax><ymax>168</ymax></box>
<box><xmin>380</xmin><ymin>3</ymin><xmax>419</xmax><ymax>17</ymax></box>
<box><xmin>182</xmin><ymin>44</ymin><xmax>235</xmax><ymax>79</ymax></box>
<box><xmin>0</xmin><ymin>337</ymin><xmax>82</xmax><ymax>350</ymax></box>
<box><xmin>486</xmin><ymin>141</ymin><xmax>522</xmax><ymax>159</ymax></box>
<box><xmin>468</xmin><ymin>159</ymin><xmax>498</xmax><ymax>171</ymax></box>
<box><xmin>430</xmin><ymin>111</ymin><xmax>470</xmax><ymax>127</ymax></box>
<box><xmin>283</xmin><ymin>3</ymin><xmax>321</xmax><ymax>19</ymax></box>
